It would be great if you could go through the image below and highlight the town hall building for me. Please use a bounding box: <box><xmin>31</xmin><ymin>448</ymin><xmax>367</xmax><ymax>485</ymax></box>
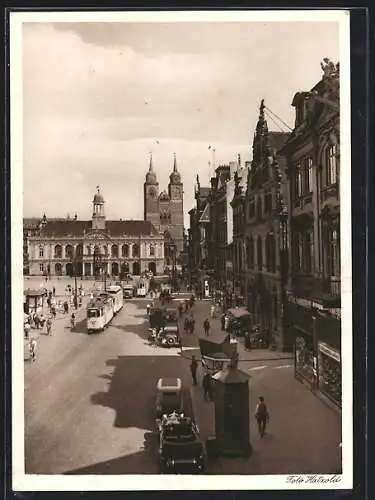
<box><xmin>26</xmin><ymin>188</ymin><xmax>165</xmax><ymax>277</ymax></box>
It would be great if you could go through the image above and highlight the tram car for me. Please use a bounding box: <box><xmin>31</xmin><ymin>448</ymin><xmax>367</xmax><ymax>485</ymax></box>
<box><xmin>106</xmin><ymin>285</ymin><xmax>124</xmax><ymax>314</ymax></box>
<box><xmin>86</xmin><ymin>294</ymin><xmax>114</xmax><ymax>333</ymax></box>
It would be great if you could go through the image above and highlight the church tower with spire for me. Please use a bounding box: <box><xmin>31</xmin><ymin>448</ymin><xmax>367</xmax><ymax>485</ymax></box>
<box><xmin>143</xmin><ymin>153</ymin><xmax>184</xmax><ymax>256</ymax></box>
<box><xmin>168</xmin><ymin>153</ymin><xmax>184</xmax><ymax>253</ymax></box>
<box><xmin>144</xmin><ymin>153</ymin><xmax>160</xmax><ymax>227</ymax></box>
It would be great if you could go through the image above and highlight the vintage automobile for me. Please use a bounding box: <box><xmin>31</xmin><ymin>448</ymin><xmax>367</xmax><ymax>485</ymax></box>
<box><xmin>226</xmin><ymin>307</ymin><xmax>253</xmax><ymax>336</ymax></box>
<box><xmin>157</xmin><ymin>412</ymin><xmax>205</xmax><ymax>473</ymax></box>
<box><xmin>155</xmin><ymin>377</ymin><xmax>183</xmax><ymax>418</ymax></box>
<box><xmin>164</xmin><ymin>306</ymin><xmax>178</xmax><ymax>322</ymax></box>
<box><xmin>159</xmin><ymin>324</ymin><xmax>181</xmax><ymax>348</ymax></box>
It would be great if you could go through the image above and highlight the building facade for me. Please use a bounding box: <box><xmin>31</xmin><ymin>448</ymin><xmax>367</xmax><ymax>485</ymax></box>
<box><xmin>187</xmin><ymin>177</ymin><xmax>212</xmax><ymax>296</ymax></box>
<box><xmin>209</xmin><ymin>164</ymin><xmax>232</xmax><ymax>294</ymax></box>
<box><xmin>143</xmin><ymin>153</ymin><xmax>184</xmax><ymax>258</ymax></box>
<box><xmin>27</xmin><ymin>188</ymin><xmax>165</xmax><ymax>277</ymax></box>
<box><xmin>242</xmin><ymin>100</ymin><xmax>290</xmax><ymax>349</ymax></box>
<box><xmin>280</xmin><ymin>60</ymin><xmax>341</xmax><ymax>406</ymax></box>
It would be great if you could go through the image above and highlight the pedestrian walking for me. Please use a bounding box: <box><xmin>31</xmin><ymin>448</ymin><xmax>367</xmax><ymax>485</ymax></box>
<box><xmin>64</xmin><ymin>301</ymin><xmax>69</xmax><ymax>314</ymax></box>
<box><xmin>34</xmin><ymin>314</ymin><xmax>40</xmax><ymax>329</ymax></box>
<box><xmin>146</xmin><ymin>303</ymin><xmax>151</xmax><ymax>316</ymax></box>
<box><xmin>202</xmin><ymin>372</ymin><xmax>211</xmax><ymax>401</ymax></box>
<box><xmin>190</xmin><ymin>317</ymin><xmax>195</xmax><ymax>335</ymax></box>
<box><xmin>24</xmin><ymin>321</ymin><xmax>31</xmax><ymax>339</ymax></box>
<box><xmin>221</xmin><ymin>314</ymin><xmax>226</xmax><ymax>331</ymax></box>
<box><xmin>184</xmin><ymin>316</ymin><xmax>189</xmax><ymax>334</ymax></box>
<box><xmin>51</xmin><ymin>305</ymin><xmax>56</xmax><ymax>319</ymax></box>
<box><xmin>70</xmin><ymin>313</ymin><xmax>76</xmax><ymax>330</ymax></box>
<box><xmin>29</xmin><ymin>338</ymin><xmax>37</xmax><ymax>362</ymax></box>
<box><xmin>190</xmin><ymin>355</ymin><xmax>198</xmax><ymax>385</ymax></box>
<box><xmin>224</xmin><ymin>315</ymin><xmax>229</xmax><ymax>331</ymax></box>
<box><xmin>46</xmin><ymin>317</ymin><xmax>52</xmax><ymax>336</ymax></box>
<box><xmin>52</xmin><ymin>286</ymin><xmax>56</xmax><ymax>297</ymax></box>
<box><xmin>203</xmin><ymin>318</ymin><xmax>210</xmax><ymax>336</ymax></box>
<box><xmin>244</xmin><ymin>332</ymin><xmax>252</xmax><ymax>350</ymax></box>
<box><xmin>255</xmin><ymin>396</ymin><xmax>269</xmax><ymax>438</ymax></box>
<box><xmin>210</xmin><ymin>304</ymin><xmax>215</xmax><ymax>319</ymax></box>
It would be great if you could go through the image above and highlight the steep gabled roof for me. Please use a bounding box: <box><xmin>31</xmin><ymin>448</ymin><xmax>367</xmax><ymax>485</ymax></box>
<box><xmin>269</xmin><ymin>132</ymin><xmax>290</xmax><ymax>155</ymax></box>
<box><xmin>37</xmin><ymin>219</ymin><xmax>159</xmax><ymax>238</ymax></box>
<box><xmin>106</xmin><ymin>220</ymin><xmax>158</xmax><ymax>236</ymax></box>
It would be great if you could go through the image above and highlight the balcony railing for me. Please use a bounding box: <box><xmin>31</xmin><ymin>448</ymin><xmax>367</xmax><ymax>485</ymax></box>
<box><xmin>291</xmin><ymin>275</ymin><xmax>341</xmax><ymax>304</ymax></box>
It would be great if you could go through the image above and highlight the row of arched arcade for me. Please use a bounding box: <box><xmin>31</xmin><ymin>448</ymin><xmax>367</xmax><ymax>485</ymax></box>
<box><xmin>55</xmin><ymin>261</ymin><xmax>157</xmax><ymax>277</ymax></box>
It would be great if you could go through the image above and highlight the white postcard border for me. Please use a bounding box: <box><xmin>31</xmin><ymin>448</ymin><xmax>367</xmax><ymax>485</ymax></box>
<box><xmin>10</xmin><ymin>9</ymin><xmax>352</xmax><ymax>491</ymax></box>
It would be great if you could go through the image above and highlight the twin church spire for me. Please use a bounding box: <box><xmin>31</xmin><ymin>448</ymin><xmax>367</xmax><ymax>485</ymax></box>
<box><xmin>145</xmin><ymin>153</ymin><xmax>182</xmax><ymax>185</ymax></box>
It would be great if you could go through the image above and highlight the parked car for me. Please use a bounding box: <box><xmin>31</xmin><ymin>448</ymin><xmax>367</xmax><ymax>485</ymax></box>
<box><xmin>155</xmin><ymin>377</ymin><xmax>183</xmax><ymax>418</ymax></box>
<box><xmin>226</xmin><ymin>307</ymin><xmax>253</xmax><ymax>336</ymax></box>
<box><xmin>157</xmin><ymin>412</ymin><xmax>205</xmax><ymax>473</ymax></box>
<box><xmin>122</xmin><ymin>285</ymin><xmax>134</xmax><ymax>299</ymax></box>
<box><xmin>164</xmin><ymin>306</ymin><xmax>178</xmax><ymax>322</ymax></box>
<box><xmin>157</xmin><ymin>324</ymin><xmax>181</xmax><ymax>348</ymax></box>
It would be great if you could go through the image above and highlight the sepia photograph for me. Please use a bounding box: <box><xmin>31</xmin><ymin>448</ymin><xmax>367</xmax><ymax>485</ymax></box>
<box><xmin>11</xmin><ymin>10</ymin><xmax>352</xmax><ymax>491</ymax></box>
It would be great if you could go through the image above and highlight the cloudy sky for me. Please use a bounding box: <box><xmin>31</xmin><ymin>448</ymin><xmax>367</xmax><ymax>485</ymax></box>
<box><xmin>22</xmin><ymin>18</ymin><xmax>339</xmax><ymax>225</ymax></box>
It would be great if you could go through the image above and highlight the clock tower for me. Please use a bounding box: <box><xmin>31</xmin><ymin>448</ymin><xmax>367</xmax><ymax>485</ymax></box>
<box><xmin>144</xmin><ymin>154</ymin><xmax>160</xmax><ymax>228</ymax></box>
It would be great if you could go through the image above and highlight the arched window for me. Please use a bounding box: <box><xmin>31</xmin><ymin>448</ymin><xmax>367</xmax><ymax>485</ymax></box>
<box><xmin>65</xmin><ymin>245</ymin><xmax>74</xmax><ymax>260</ymax></box>
<box><xmin>86</xmin><ymin>246</ymin><xmax>91</xmax><ymax>256</ymax></box>
<box><xmin>76</xmin><ymin>244</ymin><xmax>83</xmax><ymax>258</ymax></box>
<box><xmin>150</xmin><ymin>244</ymin><xmax>155</xmax><ymax>257</ymax></box>
<box><xmin>132</xmin><ymin>244</ymin><xmax>139</xmax><ymax>258</ymax></box>
<box><xmin>111</xmin><ymin>244</ymin><xmax>118</xmax><ymax>257</ymax></box>
<box><xmin>39</xmin><ymin>245</ymin><xmax>44</xmax><ymax>258</ymax></box>
<box><xmin>54</xmin><ymin>245</ymin><xmax>62</xmax><ymax>259</ymax></box>
<box><xmin>257</xmin><ymin>237</ymin><xmax>263</xmax><ymax>270</ymax></box>
<box><xmin>103</xmin><ymin>245</ymin><xmax>108</xmax><ymax>256</ymax></box>
<box><xmin>122</xmin><ymin>244</ymin><xmax>129</xmax><ymax>257</ymax></box>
